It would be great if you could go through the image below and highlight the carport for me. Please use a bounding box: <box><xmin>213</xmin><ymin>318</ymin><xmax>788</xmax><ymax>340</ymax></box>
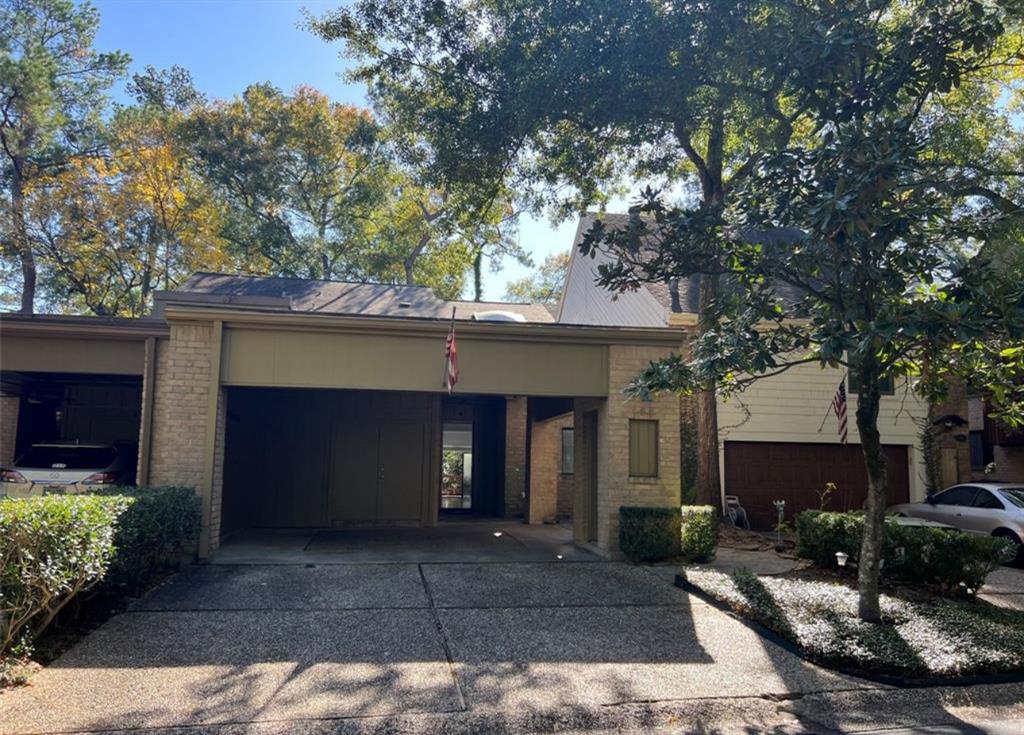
<box><xmin>143</xmin><ymin>296</ymin><xmax>683</xmax><ymax>558</ymax></box>
<box><xmin>0</xmin><ymin>315</ymin><xmax>165</xmax><ymax>476</ymax></box>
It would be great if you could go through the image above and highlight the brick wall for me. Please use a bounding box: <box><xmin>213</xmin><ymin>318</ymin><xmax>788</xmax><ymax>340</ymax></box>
<box><xmin>528</xmin><ymin>413</ymin><xmax>574</xmax><ymax>524</ymax></box>
<box><xmin>574</xmin><ymin>345</ymin><xmax>682</xmax><ymax>553</ymax></box>
<box><xmin>504</xmin><ymin>395</ymin><xmax>527</xmax><ymax>518</ymax></box>
<box><xmin>994</xmin><ymin>445</ymin><xmax>1024</xmax><ymax>482</ymax></box>
<box><xmin>148</xmin><ymin>323</ymin><xmax>214</xmax><ymax>488</ymax></box>
<box><xmin>208</xmin><ymin>389</ymin><xmax>226</xmax><ymax>552</ymax></box>
<box><xmin>0</xmin><ymin>394</ymin><xmax>19</xmax><ymax>465</ymax></box>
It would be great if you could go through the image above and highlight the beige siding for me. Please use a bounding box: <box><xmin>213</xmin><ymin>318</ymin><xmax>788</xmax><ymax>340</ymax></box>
<box><xmin>716</xmin><ymin>363</ymin><xmax>929</xmax><ymax>501</ymax></box>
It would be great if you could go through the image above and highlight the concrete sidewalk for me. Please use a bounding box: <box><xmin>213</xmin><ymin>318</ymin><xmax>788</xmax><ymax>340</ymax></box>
<box><xmin>2</xmin><ymin>557</ymin><xmax>1023</xmax><ymax>734</ymax></box>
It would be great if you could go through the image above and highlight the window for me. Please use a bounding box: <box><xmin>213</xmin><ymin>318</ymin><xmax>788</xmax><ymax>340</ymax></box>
<box><xmin>972</xmin><ymin>489</ymin><xmax>1004</xmax><ymax>510</ymax></box>
<box><xmin>999</xmin><ymin>488</ymin><xmax>1024</xmax><ymax>509</ymax></box>
<box><xmin>933</xmin><ymin>485</ymin><xmax>979</xmax><ymax>506</ymax></box>
<box><xmin>561</xmin><ymin>428</ymin><xmax>574</xmax><ymax>475</ymax></box>
<box><xmin>848</xmin><ymin>371</ymin><xmax>895</xmax><ymax>396</ymax></box>
<box><xmin>629</xmin><ymin>420</ymin><xmax>659</xmax><ymax>477</ymax></box>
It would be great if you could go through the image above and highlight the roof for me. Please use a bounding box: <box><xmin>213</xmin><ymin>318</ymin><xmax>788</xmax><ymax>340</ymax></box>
<box><xmin>161</xmin><ymin>273</ymin><xmax>554</xmax><ymax>323</ymax></box>
<box><xmin>557</xmin><ymin>214</ymin><xmax>670</xmax><ymax>327</ymax></box>
<box><xmin>557</xmin><ymin>212</ymin><xmax>806</xmax><ymax>327</ymax></box>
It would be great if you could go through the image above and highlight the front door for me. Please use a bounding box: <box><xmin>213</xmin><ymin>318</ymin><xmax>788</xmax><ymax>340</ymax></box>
<box><xmin>329</xmin><ymin>418</ymin><xmax>428</xmax><ymax>524</ymax></box>
<box><xmin>441</xmin><ymin>421</ymin><xmax>474</xmax><ymax>511</ymax></box>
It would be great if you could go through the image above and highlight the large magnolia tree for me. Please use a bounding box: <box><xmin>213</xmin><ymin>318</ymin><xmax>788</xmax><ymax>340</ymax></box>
<box><xmin>585</xmin><ymin>2</ymin><xmax>1024</xmax><ymax>622</ymax></box>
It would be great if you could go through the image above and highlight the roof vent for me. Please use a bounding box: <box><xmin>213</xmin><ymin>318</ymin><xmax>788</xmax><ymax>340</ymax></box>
<box><xmin>398</xmin><ymin>301</ymin><xmax>412</xmax><ymax>309</ymax></box>
<box><xmin>471</xmin><ymin>310</ymin><xmax>527</xmax><ymax>322</ymax></box>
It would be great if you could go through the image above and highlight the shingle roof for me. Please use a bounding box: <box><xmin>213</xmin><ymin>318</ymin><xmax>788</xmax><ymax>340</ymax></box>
<box><xmin>164</xmin><ymin>273</ymin><xmax>555</xmax><ymax>323</ymax></box>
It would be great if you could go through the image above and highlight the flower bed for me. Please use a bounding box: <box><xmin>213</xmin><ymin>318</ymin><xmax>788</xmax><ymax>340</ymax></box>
<box><xmin>682</xmin><ymin>567</ymin><xmax>1024</xmax><ymax>679</ymax></box>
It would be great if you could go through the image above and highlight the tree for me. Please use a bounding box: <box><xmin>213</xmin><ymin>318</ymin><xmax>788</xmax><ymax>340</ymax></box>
<box><xmin>504</xmin><ymin>251</ymin><xmax>569</xmax><ymax>304</ymax></box>
<box><xmin>183</xmin><ymin>84</ymin><xmax>520</xmax><ymax>299</ymax></box>
<box><xmin>25</xmin><ymin>104</ymin><xmax>229</xmax><ymax>316</ymax></box>
<box><xmin>310</xmin><ymin>0</ymin><xmax>838</xmax><ymax>504</ymax></box>
<box><xmin>583</xmin><ymin>2</ymin><xmax>1024</xmax><ymax>622</ymax></box>
<box><xmin>0</xmin><ymin>0</ymin><xmax>128</xmax><ymax>313</ymax></box>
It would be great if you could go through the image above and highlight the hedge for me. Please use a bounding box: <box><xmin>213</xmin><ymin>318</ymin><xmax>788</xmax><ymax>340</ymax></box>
<box><xmin>680</xmin><ymin>505</ymin><xmax>718</xmax><ymax>561</ymax></box>
<box><xmin>796</xmin><ymin>510</ymin><xmax>1014</xmax><ymax>595</ymax></box>
<box><xmin>619</xmin><ymin>506</ymin><xmax>681</xmax><ymax>562</ymax></box>
<box><xmin>1</xmin><ymin>495</ymin><xmax>128</xmax><ymax>656</ymax></box>
<box><xmin>90</xmin><ymin>486</ymin><xmax>201</xmax><ymax>593</ymax></box>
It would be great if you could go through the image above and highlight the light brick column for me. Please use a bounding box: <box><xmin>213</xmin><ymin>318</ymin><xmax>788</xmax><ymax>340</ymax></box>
<box><xmin>528</xmin><ymin>418</ymin><xmax>557</xmax><ymax>524</ymax></box>
<box><xmin>595</xmin><ymin>345</ymin><xmax>681</xmax><ymax>554</ymax></box>
<box><xmin>147</xmin><ymin>321</ymin><xmax>223</xmax><ymax>557</ymax></box>
<box><xmin>0</xmin><ymin>394</ymin><xmax>20</xmax><ymax>465</ymax></box>
<box><xmin>504</xmin><ymin>395</ymin><xmax>528</xmax><ymax>518</ymax></box>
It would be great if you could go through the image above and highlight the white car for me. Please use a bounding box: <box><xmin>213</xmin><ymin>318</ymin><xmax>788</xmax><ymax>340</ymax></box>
<box><xmin>889</xmin><ymin>482</ymin><xmax>1024</xmax><ymax>564</ymax></box>
<box><xmin>0</xmin><ymin>442</ymin><xmax>136</xmax><ymax>498</ymax></box>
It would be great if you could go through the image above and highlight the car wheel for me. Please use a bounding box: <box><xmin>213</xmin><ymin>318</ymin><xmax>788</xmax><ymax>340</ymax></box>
<box><xmin>993</xmin><ymin>529</ymin><xmax>1024</xmax><ymax>567</ymax></box>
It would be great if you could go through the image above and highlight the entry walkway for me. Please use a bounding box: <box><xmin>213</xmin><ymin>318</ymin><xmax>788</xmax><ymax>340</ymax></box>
<box><xmin>214</xmin><ymin>519</ymin><xmax>597</xmax><ymax>564</ymax></box>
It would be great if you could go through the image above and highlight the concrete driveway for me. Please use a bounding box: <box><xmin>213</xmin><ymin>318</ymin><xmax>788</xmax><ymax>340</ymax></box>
<box><xmin>3</xmin><ymin>528</ymin><xmax>1024</xmax><ymax>734</ymax></box>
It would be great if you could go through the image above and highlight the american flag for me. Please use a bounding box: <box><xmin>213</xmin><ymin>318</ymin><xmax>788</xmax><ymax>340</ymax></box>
<box><xmin>444</xmin><ymin>309</ymin><xmax>459</xmax><ymax>395</ymax></box>
<box><xmin>832</xmin><ymin>381</ymin><xmax>849</xmax><ymax>445</ymax></box>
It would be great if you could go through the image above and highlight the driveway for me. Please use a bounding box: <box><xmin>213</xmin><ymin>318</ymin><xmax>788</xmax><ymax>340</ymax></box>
<box><xmin>3</xmin><ymin>529</ymin><xmax>1024</xmax><ymax>734</ymax></box>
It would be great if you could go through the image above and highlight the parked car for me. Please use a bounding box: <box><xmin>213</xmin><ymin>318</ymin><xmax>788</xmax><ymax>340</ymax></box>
<box><xmin>889</xmin><ymin>482</ymin><xmax>1024</xmax><ymax>564</ymax></box>
<box><xmin>0</xmin><ymin>442</ymin><xmax>136</xmax><ymax>498</ymax></box>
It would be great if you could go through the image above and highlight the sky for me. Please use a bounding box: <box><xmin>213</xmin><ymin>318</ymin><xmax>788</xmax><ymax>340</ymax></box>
<box><xmin>90</xmin><ymin>0</ymin><xmax>581</xmax><ymax>301</ymax></box>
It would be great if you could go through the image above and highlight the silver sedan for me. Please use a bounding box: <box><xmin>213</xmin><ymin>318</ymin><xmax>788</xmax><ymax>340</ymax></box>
<box><xmin>889</xmin><ymin>482</ymin><xmax>1024</xmax><ymax>565</ymax></box>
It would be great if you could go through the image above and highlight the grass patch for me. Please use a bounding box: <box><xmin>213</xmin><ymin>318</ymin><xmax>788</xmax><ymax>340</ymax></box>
<box><xmin>683</xmin><ymin>567</ymin><xmax>1024</xmax><ymax>679</ymax></box>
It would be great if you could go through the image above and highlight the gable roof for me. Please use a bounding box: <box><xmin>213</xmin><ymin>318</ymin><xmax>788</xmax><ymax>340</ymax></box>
<box><xmin>556</xmin><ymin>212</ymin><xmax>806</xmax><ymax>328</ymax></box>
<box><xmin>556</xmin><ymin>213</ymin><xmax>685</xmax><ymax>327</ymax></box>
<box><xmin>159</xmin><ymin>272</ymin><xmax>555</xmax><ymax>323</ymax></box>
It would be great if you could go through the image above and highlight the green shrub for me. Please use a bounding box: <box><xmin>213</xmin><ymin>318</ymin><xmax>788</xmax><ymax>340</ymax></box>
<box><xmin>619</xmin><ymin>506</ymin><xmax>681</xmax><ymax>562</ymax></box>
<box><xmin>680</xmin><ymin>505</ymin><xmax>719</xmax><ymax>561</ymax></box>
<box><xmin>1</xmin><ymin>495</ymin><xmax>128</xmax><ymax>656</ymax></box>
<box><xmin>90</xmin><ymin>486</ymin><xmax>201</xmax><ymax>593</ymax></box>
<box><xmin>796</xmin><ymin>510</ymin><xmax>1015</xmax><ymax>596</ymax></box>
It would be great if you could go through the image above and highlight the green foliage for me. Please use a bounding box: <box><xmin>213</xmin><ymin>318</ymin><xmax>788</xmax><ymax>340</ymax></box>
<box><xmin>796</xmin><ymin>511</ymin><xmax>1014</xmax><ymax>596</ymax></box>
<box><xmin>504</xmin><ymin>251</ymin><xmax>570</xmax><ymax>304</ymax></box>
<box><xmin>89</xmin><ymin>486</ymin><xmax>200</xmax><ymax>593</ymax></box>
<box><xmin>1</xmin><ymin>0</ymin><xmax>130</xmax><ymax>313</ymax></box>
<box><xmin>0</xmin><ymin>495</ymin><xmax>128</xmax><ymax>657</ymax></box>
<box><xmin>618</xmin><ymin>506</ymin><xmax>681</xmax><ymax>562</ymax></box>
<box><xmin>680</xmin><ymin>505</ymin><xmax>718</xmax><ymax>561</ymax></box>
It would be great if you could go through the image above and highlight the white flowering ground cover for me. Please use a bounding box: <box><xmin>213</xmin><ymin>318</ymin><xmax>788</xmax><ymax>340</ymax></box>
<box><xmin>683</xmin><ymin>568</ymin><xmax>1024</xmax><ymax>678</ymax></box>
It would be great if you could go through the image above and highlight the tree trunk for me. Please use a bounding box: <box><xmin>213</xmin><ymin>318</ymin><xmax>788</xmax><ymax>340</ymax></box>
<box><xmin>404</xmin><ymin>232</ymin><xmax>431</xmax><ymax>285</ymax></box>
<box><xmin>855</xmin><ymin>358</ymin><xmax>887</xmax><ymax>622</ymax></box>
<box><xmin>695</xmin><ymin>272</ymin><xmax>721</xmax><ymax>507</ymax></box>
<box><xmin>10</xmin><ymin>169</ymin><xmax>36</xmax><ymax>314</ymax></box>
<box><xmin>473</xmin><ymin>249</ymin><xmax>483</xmax><ymax>301</ymax></box>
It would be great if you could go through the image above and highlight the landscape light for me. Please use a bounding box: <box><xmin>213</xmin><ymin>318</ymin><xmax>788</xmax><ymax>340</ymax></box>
<box><xmin>835</xmin><ymin>551</ymin><xmax>849</xmax><ymax>567</ymax></box>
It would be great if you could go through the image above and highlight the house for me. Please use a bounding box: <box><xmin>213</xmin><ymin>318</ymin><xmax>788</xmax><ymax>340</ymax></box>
<box><xmin>0</xmin><ymin>213</ymin><xmax>944</xmax><ymax>554</ymax></box>
<box><xmin>559</xmin><ymin>213</ymin><xmax>937</xmax><ymax>529</ymax></box>
<box><xmin>0</xmin><ymin>270</ymin><xmax>682</xmax><ymax>557</ymax></box>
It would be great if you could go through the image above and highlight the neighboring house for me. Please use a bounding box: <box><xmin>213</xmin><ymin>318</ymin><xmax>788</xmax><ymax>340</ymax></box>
<box><xmin>559</xmin><ymin>213</ymin><xmax>938</xmax><ymax>529</ymax></box>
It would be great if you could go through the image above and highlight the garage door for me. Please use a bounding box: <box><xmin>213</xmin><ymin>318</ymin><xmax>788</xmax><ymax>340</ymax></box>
<box><xmin>724</xmin><ymin>442</ymin><xmax>910</xmax><ymax>530</ymax></box>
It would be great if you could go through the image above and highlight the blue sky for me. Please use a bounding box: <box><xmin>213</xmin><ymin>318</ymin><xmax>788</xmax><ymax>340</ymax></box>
<box><xmin>91</xmin><ymin>0</ymin><xmax>580</xmax><ymax>300</ymax></box>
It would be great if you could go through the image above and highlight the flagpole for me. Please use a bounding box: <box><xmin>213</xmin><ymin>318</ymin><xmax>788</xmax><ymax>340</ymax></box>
<box><xmin>442</xmin><ymin>306</ymin><xmax>456</xmax><ymax>391</ymax></box>
<box><xmin>817</xmin><ymin>373</ymin><xmax>849</xmax><ymax>433</ymax></box>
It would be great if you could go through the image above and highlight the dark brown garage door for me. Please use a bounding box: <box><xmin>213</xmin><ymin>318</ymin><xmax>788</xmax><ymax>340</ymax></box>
<box><xmin>724</xmin><ymin>442</ymin><xmax>910</xmax><ymax>530</ymax></box>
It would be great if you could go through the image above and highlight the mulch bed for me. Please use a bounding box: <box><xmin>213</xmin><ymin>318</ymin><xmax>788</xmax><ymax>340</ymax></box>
<box><xmin>680</xmin><ymin>566</ymin><xmax>1024</xmax><ymax>684</ymax></box>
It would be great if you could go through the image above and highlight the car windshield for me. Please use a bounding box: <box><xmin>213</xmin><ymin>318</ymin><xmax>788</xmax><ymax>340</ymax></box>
<box><xmin>15</xmin><ymin>446</ymin><xmax>117</xmax><ymax>470</ymax></box>
<box><xmin>998</xmin><ymin>488</ymin><xmax>1024</xmax><ymax>509</ymax></box>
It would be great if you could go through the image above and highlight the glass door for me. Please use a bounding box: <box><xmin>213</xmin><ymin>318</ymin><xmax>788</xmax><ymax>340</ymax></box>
<box><xmin>441</xmin><ymin>421</ymin><xmax>473</xmax><ymax>510</ymax></box>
